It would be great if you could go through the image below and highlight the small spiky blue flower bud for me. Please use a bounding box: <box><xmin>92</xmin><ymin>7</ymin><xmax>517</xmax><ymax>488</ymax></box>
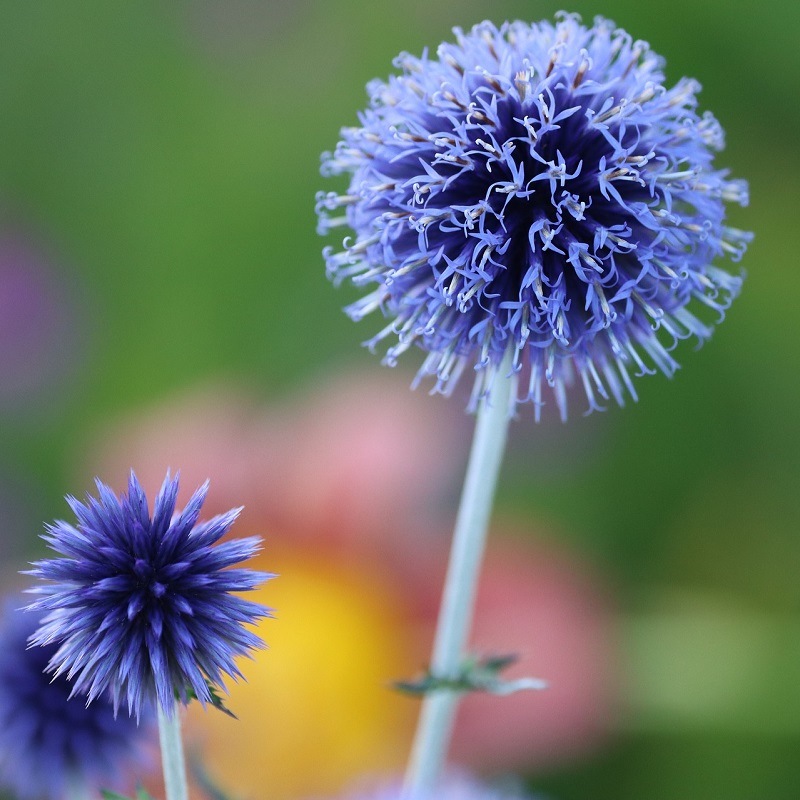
<box><xmin>25</xmin><ymin>471</ymin><xmax>273</xmax><ymax>721</ymax></box>
<box><xmin>317</xmin><ymin>13</ymin><xmax>751</xmax><ymax>419</ymax></box>
<box><xmin>0</xmin><ymin>603</ymin><xmax>152</xmax><ymax>799</ymax></box>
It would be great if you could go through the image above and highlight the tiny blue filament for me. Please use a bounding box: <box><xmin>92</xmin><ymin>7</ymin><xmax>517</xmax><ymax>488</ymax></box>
<box><xmin>317</xmin><ymin>14</ymin><xmax>751</xmax><ymax>419</ymax></box>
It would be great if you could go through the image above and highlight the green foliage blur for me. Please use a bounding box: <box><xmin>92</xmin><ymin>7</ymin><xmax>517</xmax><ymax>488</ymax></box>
<box><xmin>0</xmin><ymin>1</ymin><xmax>797</xmax><ymax>798</ymax></box>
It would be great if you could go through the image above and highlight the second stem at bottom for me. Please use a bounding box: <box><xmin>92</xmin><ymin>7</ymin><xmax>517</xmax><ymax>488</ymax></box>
<box><xmin>158</xmin><ymin>703</ymin><xmax>189</xmax><ymax>800</ymax></box>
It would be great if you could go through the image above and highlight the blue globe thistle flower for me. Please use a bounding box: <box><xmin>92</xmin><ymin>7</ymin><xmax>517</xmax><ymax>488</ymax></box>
<box><xmin>0</xmin><ymin>602</ymin><xmax>152</xmax><ymax>800</ymax></box>
<box><xmin>26</xmin><ymin>471</ymin><xmax>273</xmax><ymax>720</ymax></box>
<box><xmin>317</xmin><ymin>13</ymin><xmax>751</xmax><ymax>419</ymax></box>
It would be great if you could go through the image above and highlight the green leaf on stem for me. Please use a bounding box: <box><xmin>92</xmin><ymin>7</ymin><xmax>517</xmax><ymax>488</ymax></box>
<box><xmin>177</xmin><ymin>680</ymin><xmax>238</xmax><ymax>718</ymax></box>
<box><xmin>394</xmin><ymin>653</ymin><xmax>548</xmax><ymax>697</ymax></box>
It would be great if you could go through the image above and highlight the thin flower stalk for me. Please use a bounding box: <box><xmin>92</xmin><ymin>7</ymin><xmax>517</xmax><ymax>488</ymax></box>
<box><xmin>158</xmin><ymin>705</ymin><xmax>189</xmax><ymax>800</ymax></box>
<box><xmin>404</xmin><ymin>352</ymin><xmax>515</xmax><ymax>795</ymax></box>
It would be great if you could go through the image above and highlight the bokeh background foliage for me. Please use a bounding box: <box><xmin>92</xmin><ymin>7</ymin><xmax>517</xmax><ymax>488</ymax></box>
<box><xmin>0</xmin><ymin>1</ymin><xmax>798</xmax><ymax>799</ymax></box>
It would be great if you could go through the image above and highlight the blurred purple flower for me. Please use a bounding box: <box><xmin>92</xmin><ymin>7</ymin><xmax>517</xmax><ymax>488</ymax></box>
<box><xmin>0</xmin><ymin>602</ymin><xmax>152</xmax><ymax>799</ymax></box>
<box><xmin>316</xmin><ymin>774</ymin><xmax>539</xmax><ymax>800</ymax></box>
<box><xmin>0</xmin><ymin>228</ymin><xmax>85</xmax><ymax>413</ymax></box>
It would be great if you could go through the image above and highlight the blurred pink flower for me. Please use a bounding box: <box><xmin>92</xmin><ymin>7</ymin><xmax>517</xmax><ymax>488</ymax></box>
<box><xmin>89</xmin><ymin>370</ymin><xmax>464</xmax><ymax>558</ymax></box>
<box><xmin>87</xmin><ymin>369</ymin><xmax>618</xmax><ymax>786</ymax></box>
<box><xmin>389</xmin><ymin>529</ymin><xmax>617</xmax><ymax>770</ymax></box>
<box><xmin>458</xmin><ymin>537</ymin><xmax>617</xmax><ymax>768</ymax></box>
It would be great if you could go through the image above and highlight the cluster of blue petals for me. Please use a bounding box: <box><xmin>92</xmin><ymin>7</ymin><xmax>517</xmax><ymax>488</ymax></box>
<box><xmin>0</xmin><ymin>603</ymin><xmax>150</xmax><ymax>799</ymax></box>
<box><xmin>26</xmin><ymin>471</ymin><xmax>273</xmax><ymax>720</ymax></box>
<box><xmin>318</xmin><ymin>13</ymin><xmax>751</xmax><ymax>419</ymax></box>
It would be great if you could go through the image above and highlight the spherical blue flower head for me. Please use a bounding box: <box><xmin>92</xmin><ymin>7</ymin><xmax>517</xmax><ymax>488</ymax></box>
<box><xmin>26</xmin><ymin>471</ymin><xmax>274</xmax><ymax>720</ymax></box>
<box><xmin>317</xmin><ymin>13</ymin><xmax>751</xmax><ymax>419</ymax></box>
<box><xmin>0</xmin><ymin>603</ymin><xmax>151</xmax><ymax>799</ymax></box>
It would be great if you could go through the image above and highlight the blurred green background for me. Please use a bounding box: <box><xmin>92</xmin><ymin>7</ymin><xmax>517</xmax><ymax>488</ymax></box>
<box><xmin>0</xmin><ymin>1</ymin><xmax>797</xmax><ymax>798</ymax></box>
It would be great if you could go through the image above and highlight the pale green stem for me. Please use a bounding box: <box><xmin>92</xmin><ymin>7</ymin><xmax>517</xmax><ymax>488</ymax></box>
<box><xmin>64</xmin><ymin>774</ymin><xmax>92</xmax><ymax>800</ymax></box>
<box><xmin>158</xmin><ymin>704</ymin><xmax>189</xmax><ymax>800</ymax></box>
<box><xmin>403</xmin><ymin>354</ymin><xmax>515</xmax><ymax>797</ymax></box>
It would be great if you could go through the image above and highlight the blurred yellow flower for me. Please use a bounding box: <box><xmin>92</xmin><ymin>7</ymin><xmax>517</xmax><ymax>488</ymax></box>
<box><xmin>188</xmin><ymin>548</ymin><xmax>419</xmax><ymax>799</ymax></box>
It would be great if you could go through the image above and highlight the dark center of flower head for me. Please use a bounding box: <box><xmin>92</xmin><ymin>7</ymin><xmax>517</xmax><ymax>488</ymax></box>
<box><xmin>318</xmin><ymin>15</ymin><xmax>751</xmax><ymax>419</ymax></box>
<box><xmin>124</xmin><ymin>556</ymin><xmax>170</xmax><ymax>627</ymax></box>
<box><xmin>133</xmin><ymin>557</ymin><xmax>167</xmax><ymax>595</ymax></box>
